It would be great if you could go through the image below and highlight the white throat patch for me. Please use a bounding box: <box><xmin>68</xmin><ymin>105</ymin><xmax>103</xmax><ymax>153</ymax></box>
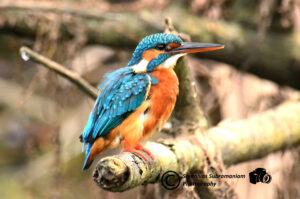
<box><xmin>160</xmin><ymin>53</ymin><xmax>186</xmax><ymax>69</ymax></box>
<box><xmin>131</xmin><ymin>53</ymin><xmax>186</xmax><ymax>72</ymax></box>
<box><xmin>131</xmin><ymin>59</ymin><xmax>149</xmax><ymax>73</ymax></box>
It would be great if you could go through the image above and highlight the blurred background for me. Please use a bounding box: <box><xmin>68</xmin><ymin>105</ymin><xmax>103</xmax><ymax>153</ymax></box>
<box><xmin>0</xmin><ymin>0</ymin><xmax>300</xmax><ymax>198</ymax></box>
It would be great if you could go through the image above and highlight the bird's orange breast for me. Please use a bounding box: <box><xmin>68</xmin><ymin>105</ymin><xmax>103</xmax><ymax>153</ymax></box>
<box><xmin>89</xmin><ymin>68</ymin><xmax>179</xmax><ymax>157</ymax></box>
<box><xmin>143</xmin><ymin>68</ymin><xmax>179</xmax><ymax>138</ymax></box>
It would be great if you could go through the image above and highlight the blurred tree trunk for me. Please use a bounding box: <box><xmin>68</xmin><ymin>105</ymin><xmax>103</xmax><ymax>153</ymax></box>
<box><xmin>1</xmin><ymin>2</ymin><xmax>300</xmax><ymax>89</ymax></box>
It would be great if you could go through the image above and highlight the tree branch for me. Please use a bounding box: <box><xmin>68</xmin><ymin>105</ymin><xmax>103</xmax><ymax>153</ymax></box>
<box><xmin>93</xmin><ymin>101</ymin><xmax>300</xmax><ymax>192</ymax></box>
<box><xmin>19</xmin><ymin>46</ymin><xmax>98</xmax><ymax>99</ymax></box>
<box><xmin>164</xmin><ymin>17</ymin><xmax>209</xmax><ymax>131</ymax></box>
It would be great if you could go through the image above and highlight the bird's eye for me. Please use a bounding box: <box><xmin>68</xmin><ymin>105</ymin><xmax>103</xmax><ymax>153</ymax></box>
<box><xmin>165</xmin><ymin>45</ymin><xmax>172</xmax><ymax>51</ymax></box>
<box><xmin>155</xmin><ymin>44</ymin><xmax>166</xmax><ymax>50</ymax></box>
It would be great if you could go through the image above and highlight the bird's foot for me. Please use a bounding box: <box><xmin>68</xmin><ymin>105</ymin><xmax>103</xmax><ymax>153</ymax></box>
<box><xmin>122</xmin><ymin>147</ymin><xmax>151</xmax><ymax>162</ymax></box>
<box><xmin>121</xmin><ymin>142</ymin><xmax>155</xmax><ymax>162</ymax></box>
<box><xmin>134</xmin><ymin>144</ymin><xmax>155</xmax><ymax>161</ymax></box>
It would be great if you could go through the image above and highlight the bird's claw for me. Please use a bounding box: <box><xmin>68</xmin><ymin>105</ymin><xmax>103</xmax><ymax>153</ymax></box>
<box><xmin>134</xmin><ymin>144</ymin><xmax>155</xmax><ymax>161</ymax></box>
<box><xmin>122</xmin><ymin>144</ymin><xmax>155</xmax><ymax>162</ymax></box>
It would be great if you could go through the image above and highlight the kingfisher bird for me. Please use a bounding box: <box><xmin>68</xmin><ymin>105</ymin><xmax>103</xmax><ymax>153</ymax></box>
<box><xmin>80</xmin><ymin>33</ymin><xmax>224</xmax><ymax>170</ymax></box>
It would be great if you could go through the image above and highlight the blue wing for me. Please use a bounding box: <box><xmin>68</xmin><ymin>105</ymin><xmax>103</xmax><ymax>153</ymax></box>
<box><xmin>81</xmin><ymin>67</ymin><xmax>151</xmax><ymax>150</ymax></box>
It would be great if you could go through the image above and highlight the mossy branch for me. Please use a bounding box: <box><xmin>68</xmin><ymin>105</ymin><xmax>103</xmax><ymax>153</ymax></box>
<box><xmin>173</xmin><ymin>57</ymin><xmax>208</xmax><ymax>129</ymax></box>
<box><xmin>94</xmin><ymin>101</ymin><xmax>300</xmax><ymax>192</ymax></box>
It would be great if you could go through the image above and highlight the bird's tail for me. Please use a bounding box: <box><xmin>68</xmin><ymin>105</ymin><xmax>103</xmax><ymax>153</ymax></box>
<box><xmin>82</xmin><ymin>137</ymin><xmax>109</xmax><ymax>170</ymax></box>
<box><xmin>82</xmin><ymin>142</ymin><xmax>93</xmax><ymax>170</ymax></box>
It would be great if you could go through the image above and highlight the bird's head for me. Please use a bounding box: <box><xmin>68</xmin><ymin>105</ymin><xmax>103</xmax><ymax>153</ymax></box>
<box><xmin>127</xmin><ymin>33</ymin><xmax>224</xmax><ymax>73</ymax></box>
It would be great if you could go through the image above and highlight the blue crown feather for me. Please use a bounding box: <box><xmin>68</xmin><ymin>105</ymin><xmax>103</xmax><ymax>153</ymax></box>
<box><xmin>127</xmin><ymin>33</ymin><xmax>183</xmax><ymax>67</ymax></box>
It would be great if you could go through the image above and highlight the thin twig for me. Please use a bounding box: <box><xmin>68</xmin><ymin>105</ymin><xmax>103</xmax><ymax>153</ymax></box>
<box><xmin>19</xmin><ymin>46</ymin><xmax>98</xmax><ymax>99</ymax></box>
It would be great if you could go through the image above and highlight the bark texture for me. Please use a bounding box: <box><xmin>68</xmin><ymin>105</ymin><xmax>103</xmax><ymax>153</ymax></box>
<box><xmin>93</xmin><ymin>101</ymin><xmax>300</xmax><ymax>192</ymax></box>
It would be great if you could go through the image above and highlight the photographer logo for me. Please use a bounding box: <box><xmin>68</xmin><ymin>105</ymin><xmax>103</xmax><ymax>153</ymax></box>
<box><xmin>160</xmin><ymin>170</ymin><xmax>246</xmax><ymax>190</ymax></box>
<box><xmin>249</xmin><ymin>168</ymin><xmax>272</xmax><ymax>184</ymax></box>
<box><xmin>161</xmin><ymin>171</ymin><xmax>181</xmax><ymax>190</ymax></box>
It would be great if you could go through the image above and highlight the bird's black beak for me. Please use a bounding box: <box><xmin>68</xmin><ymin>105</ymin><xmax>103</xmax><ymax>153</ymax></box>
<box><xmin>172</xmin><ymin>42</ymin><xmax>224</xmax><ymax>54</ymax></box>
